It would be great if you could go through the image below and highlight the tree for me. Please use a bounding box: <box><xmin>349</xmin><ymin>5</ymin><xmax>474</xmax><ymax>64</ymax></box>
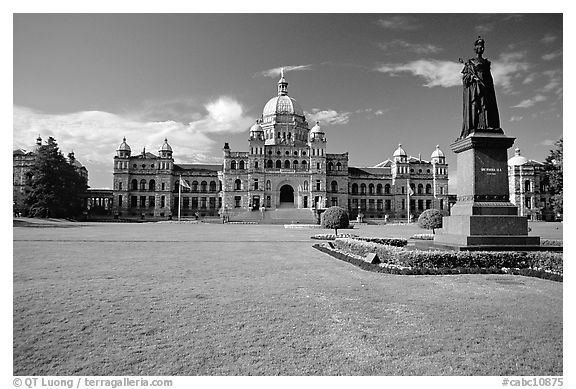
<box><xmin>24</xmin><ymin>137</ymin><xmax>88</xmax><ymax>218</ymax></box>
<box><xmin>321</xmin><ymin>206</ymin><xmax>349</xmax><ymax>235</ymax></box>
<box><xmin>418</xmin><ymin>209</ymin><xmax>443</xmax><ymax>234</ymax></box>
<box><xmin>543</xmin><ymin>138</ymin><xmax>563</xmax><ymax>218</ymax></box>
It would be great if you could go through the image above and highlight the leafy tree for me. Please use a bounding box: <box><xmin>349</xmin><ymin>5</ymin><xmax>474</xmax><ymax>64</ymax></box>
<box><xmin>24</xmin><ymin>137</ymin><xmax>88</xmax><ymax>218</ymax></box>
<box><xmin>543</xmin><ymin>138</ymin><xmax>563</xmax><ymax>218</ymax></box>
<box><xmin>321</xmin><ymin>206</ymin><xmax>349</xmax><ymax>235</ymax></box>
<box><xmin>417</xmin><ymin>209</ymin><xmax>443</xmax><ymax>234</ymax></box>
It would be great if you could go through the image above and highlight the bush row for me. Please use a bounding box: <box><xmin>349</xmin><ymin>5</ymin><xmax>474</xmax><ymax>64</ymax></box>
<box><xmin>311</xmin><ymin>233</ymin><xmax>358</xmax><ymax>240</ymax></box>
<box><xmin>333</xmin><ymin>238</ymin><xmax>563</xmax><ymax>274</ymax></box>
<box><xmin>352</xmin><ymin>236</ymin><xmax>408</xmax><ymax>247</ymax></box>
<box><xmin>540</xmin><ymin>239</ymin><xmax>563</xmax><ymax>247</ymax></box>
<box><xmin>410</xmin><ymin>234</ymin><xmax>434</xmax><ymax>240</ymax></box>
<box><xmin>313</xmin><ymin>244</ymin><xmax>562</xmax><ymax>282</ymax></box>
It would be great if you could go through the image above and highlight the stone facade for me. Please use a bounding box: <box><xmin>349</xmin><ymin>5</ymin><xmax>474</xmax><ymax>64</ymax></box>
<box><xmin>110</xmin><ymin>74</ymin><xmax>450</xmax><ymax>221</ymax></box>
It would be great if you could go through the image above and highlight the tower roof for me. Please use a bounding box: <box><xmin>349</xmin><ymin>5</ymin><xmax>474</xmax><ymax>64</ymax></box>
<box><xmin>393</xmin><ymin>144</ymin><xmax>407</xmax><ymax>158</ymax></box>
<box><xmin>507</xmin><ymin>147</ymin><xmax>529</xmax><ymax>166</ymax></box>
<box><xmin>118</xmin><ymin>137</ymin><xmax>131</xmax><ymax>152</ymax></box>
<box><xmin>431</xmin><ymin>145</ymin><xmax>445</xmax><ymax>159</ymax></box>
<box><xmin>160</xmin><ymin>138</ymin><xmax>172</xmax><ymax>152</ymax></box>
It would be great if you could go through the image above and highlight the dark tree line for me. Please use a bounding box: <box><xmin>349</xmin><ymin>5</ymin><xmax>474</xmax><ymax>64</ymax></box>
<box><xmin>543</xmin><ymin>138</ymin><xmax>563</xmax><ymax>218</ymax></box>
<box><xmin>24</xmin><ymin>137</ymin><xmax>88</xmax><ymax>218</ymax></box>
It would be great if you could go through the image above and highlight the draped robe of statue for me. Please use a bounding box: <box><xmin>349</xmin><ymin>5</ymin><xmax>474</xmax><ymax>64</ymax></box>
<box><xmin>460</xmin><ymin>57</ymin><xmax>501</xmax><ymax>139</ymax></box>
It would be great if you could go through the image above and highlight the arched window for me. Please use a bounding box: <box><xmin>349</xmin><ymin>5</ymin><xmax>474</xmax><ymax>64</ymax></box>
<box><xmin>336</xmin><ymin>162</ymin><xmax>342</xmax><ymax>171</ymax></box>
<box><xmin>239</xmin><ymin>160</ymin><xmax>245</xmax><ymax>170</ymax></box>
<box><xmin>304</xmin><ymin>180</ymin><xmax>309</xmax><ymax>190</ymax></box>
<box><xmin>376</xmin><ymin>184</ymin><xmax>383</xmax><ymax>194</ymax></box>
<box><xmin>426</xmin><ymin>184</ymin><xmax>432</xmax><ymax>194</ymax></box>
<box><xmin>284</xmin><ymin>160</ymin><xmax>290</xmax><ymax>169</ymax></box>
<box><xmin>369</xmin><ymin>183</ymin><xmax>375</xmax><ymax>194</ymax></box>
<box><xmin>183</xmin><ymin>180</ymin><xmax>191</xmax><ymax>192</ymax></box>
<box><xmin>331</xmin><ymin>180</ymin><xmax>338</xmax><ymax>193</ymax></box>
<box><xmin>276</xmin><ymin>160</ymin><xmax>282</xmax><ymax>169</ymax></box>
<box><xmin>266</xmin><ymin>180</ymin><xmax>271</xmax><ymax>191</ymax></box>
<box><xmin>209</xmin><ymin>181</ymin><xmax>217</xmax><ymax>192</ymax></box>
<box><xmin>192</xmin><ymin>181</ymin><xmax>198</xmax><ymax>192</ymax></box>
<box><xmin>131</xmin><ymin>179</ymin><xmax>138</xmax><ymax>191</ymax></box>
<box><xmin>219</xmin><ymin>180</ymin><xmax>223</xmax><ymax>191</ymax></box>
<box><xmin>149</xmin><ymin>179</ymin><xmax>156</xmax><ymax>191</ymax></box>
<box><xmin>410</xmin><ymin>183</ymin><xmax>416</xmax><ymax>194</ymax></box>
<box><xmin>328</xmin><ymin>162</ymin><xmax>334</xmax><ymax>171</ymax></box>
<box><xmin>234</xmin><ymin>179</ymin><xmax>242</xmax><ymax>191</ymax></box>
<box><xmin>140</xmin><ymin>179</ymin><xmax>147</xmax><ymax>191</ymax></box>
<box><xmin>301</xmin><ymin>160</ymin><xmax>307</xmax><ymax>169</ymax></box>
<box><xmin>293</xmin><ymin>160</ymin><xmax>299</xmax><ymax>170</ymax></box>
<box><xmin>231</xmin><ymin>160</ymin><xmax>237</xmax><ymax>170</ymax></box>
<box><xmin>525</xmin><ymin>180</ymin><xmax>531</xmax><ymax>193</ymax></box>
<box><xmin>267</xmin><ymin>160</ymin><xmax>273</xmax><ymax>168</ymax></box>
<box><xmin>360</xmin><ymin>183</ymin><xmax>366</xmax><ymax>194</ymax></box>
<box><xmin>417</xmin><ymin>184</ymin><xmax>423</xmax><ymax>194</ymax></box>
<box><xmin>201</xmin><ymin>181</ymin><xmax>207</xmax><ymax>192</ymax></box>
<box><xmin>385</xmin><ymin>184</ymin><xmax>391</xmax><ymax>194</ymax></box>
<box><xmin>352</xmin><ymin>183</ymin><xmax>358</xmax><ymax>194</ymax></box>
<box><xmin>118</xmin><ymin>181</ymin><xmax>123</xmax><ymax>190</ymax></box>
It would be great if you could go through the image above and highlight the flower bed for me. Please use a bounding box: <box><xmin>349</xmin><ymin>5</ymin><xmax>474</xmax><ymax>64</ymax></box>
<box><xmin>353</xmin><ymin>236</ymin><xmax>408</xmax><ymax>247</ymax></box>
<box><xmin>410</xmin><ymin>234</ymin><xmax>434</xmax><ymax>240</ymax></box>
<box><xmin>329</xmin><ymin>238</ymin><xmax>562</xmax><ymax>281</ymax></box>
<box><xmin>311</xmin><ymin>233</ymin><xmax>358</xmax><ymax>240</ymax></box>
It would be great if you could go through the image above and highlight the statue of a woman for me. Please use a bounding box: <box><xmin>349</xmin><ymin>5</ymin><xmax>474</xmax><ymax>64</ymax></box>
<box><xmin>460</xmin><ymin>37</ymin><xmax>502</xmax><ymax>139</ymax></box>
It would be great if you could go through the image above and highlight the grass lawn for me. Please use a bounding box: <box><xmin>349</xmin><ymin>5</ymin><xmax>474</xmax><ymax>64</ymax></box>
<box><xmin>13</xmin><ymin>221</ymin><xmax>562</xmax><ymax>375</ymax></box>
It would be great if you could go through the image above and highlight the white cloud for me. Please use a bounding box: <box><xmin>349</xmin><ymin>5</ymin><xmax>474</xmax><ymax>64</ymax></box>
<box><xmin>306</xmin><ymin>109</ymin><xmax>351</xmax><ymax>125</ymax></box>
<box><xmin>509</xmin><ymin>115</ymin><xmax>523</xmax><ymax>122</ymax></box>
<box><xmin>475</xmin><ymin>23</ymin><xmax>495</xmax><ymax>33</ymax></box>
<box><xmin>541</xmin><ymin>33</ymin><xmax>557</xmax><ymax>44</ymax></box>
<box><xmin>542</xmin><ymin>51</ymin><xmax>562</xmax><ymax>61</ymax></box>
<box><xmin>376</xmin><ymin>60</ymin><xmax>462</xmax><ymax>88</ymax></box>
<box><xmin>540</xmin><ymin>139</ymin><xmax>556</xmax><ymax>146</ymax></box>
<box><xmin>259</xmin><ymin>65</ymin><xmax>313</xmax><ymax>78</ymax></box>
<box><xmin>491</xmin><ymin>52</ymin><xmax>530</xmax><ymax>93</ymax></box>
<box><xmin>379</xmin><ymin>40</ymin><xmax>442</xmax><ymax>55</ymax></box>
<box><xmin>511</xmin><ymin>95</ymin><xmax>547</xmax><ymax>108</ymax></box>
<box><xmin>376</xmin><ymin>16</ymin><xmax>421</xmax><ymax>31</ymax></box>
<box><xmin>14</xmin><ymin>96</ymin><xmax>254</xmax><ymax>167</ymax></box>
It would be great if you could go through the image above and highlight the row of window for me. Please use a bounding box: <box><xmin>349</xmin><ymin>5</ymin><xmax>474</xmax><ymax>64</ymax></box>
<box><xmin>395</xmin><ymin>166</ymin><xmax>447</xmax><ymax>175</ymax></box>
<box><xmin>115</xmin><ymin>161</ymin><xmax>173</xmax><ymax>170</ymax></box>
<box><xmin>349</xmin><ymin>183</ymin><xmax>445</xmax><ymax>195</ymax></box>
<box><xmin>232</xmin><ymin>179</ymin><xmax>323</xmax><ymax>191</ymax></box>
<box><xmin>349</xmin><ymin>198</ymin><xmax>445</xmax><ymax>211</ymax></box>
<box><xmin>120</xmin><ymin>179</ymin><xmax>221</xmax><ymax>192</ymax></box>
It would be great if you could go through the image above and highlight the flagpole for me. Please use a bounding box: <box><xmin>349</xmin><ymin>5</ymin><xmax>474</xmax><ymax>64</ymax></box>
<box><xmin>178</xmin><ymin>175</ymin><xmax>182</xmax><ymax>221</ymax></box>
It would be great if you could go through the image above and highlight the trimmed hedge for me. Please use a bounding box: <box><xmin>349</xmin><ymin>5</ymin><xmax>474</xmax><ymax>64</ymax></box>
<box><xmin>353</xmin><ymin>236</ymin><xmax>408</xmax><ymax>247</ymax></box>
<box><xmin>314</xmin><ymin>244</ymin><xmax>563</xmax><ymax>282</ymax></box>
<box><xmin>410</xmin><ymin>234</ymin><xmax>434</xmax><ymax>240</ymax></box>
<box><xmin>540</xmin><ymin>239</ymin><xmax>563</xmax><ymax>247</ymax></box>
<box><xmin>311</xmin><ymin>233</ymin><xmax>358</xmax><ymax>240</ymax></box>
<box><xmin>333</xmin><ymin>238</ymin><xmax>563</xmax><ymax>275</ymax></box>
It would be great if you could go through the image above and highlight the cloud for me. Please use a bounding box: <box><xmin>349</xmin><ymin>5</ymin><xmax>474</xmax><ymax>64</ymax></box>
<box><xmin>523</xmin><ymin>73</ymin><xmax>537</xmax><ymax>84</ymax></box>
<box><xmin>511</xmin><ymin>94</ymin><xmax>547</xmax><ymax>108</ymax></box>
<box><xmin>376</xmin><ymin>16</ymin><xmax>421</xmax><ymax>31</ymax></box>
<box><xmin>491</xmin><ymin>52</ymin><xmax>530</xmax><ymax>93</ymax></box>
<box><xmin>259</xmin><ymin>65</ymin><xmax>313</xmax><ymax>78</ymax></box>
<box><xmin>542</xmin><ymin>51</ymin><xmax>562</xmax><ymax>61</ymax></box>
<box><xmin>306</xmin><ymin>109</ymin><xmax>351</xmax><ymax>125</ymax></box>
<box><xmin>475</xmin><ymin>23</ymin><xmax>495</xmax><ymax>33</ymax></box>
<box><xmin>509</xmin><ymin>115</ymin><xmax>523</xmax><ymax>122</ymax></box>
<box><xmin>540</xmin><ymin>139</ymin><xmax>556</xmax><ymax>146</ymax></box>
<box><xmin>375</xmin><ymin>60</ymin><xmax>462</xmax><ymax>88</ymax></box>
<box><xmin>379</xmin><ymin>40</ymin><xmax>442</xmax><ymax>55</ymax></box>
<box><xmin>539</xmin><ymin>69</ymin><xmax>562</xmax><ymax>95</ymax></box>
<box><xmin>13</xmin><ymin>96</ymin><xmax>254</xmax><ymax>167</ymax></box>
<box><xmin>541</xmin><ymin>33</ymin><xmax>557</xmax><ymax>44</ymax></box>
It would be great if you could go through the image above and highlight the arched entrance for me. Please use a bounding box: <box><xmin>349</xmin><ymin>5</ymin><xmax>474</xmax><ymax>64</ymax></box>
<box><xmin>279</xmin><ymin>184</ymin><xmax>295</xmax><ymax>207</ymax></box>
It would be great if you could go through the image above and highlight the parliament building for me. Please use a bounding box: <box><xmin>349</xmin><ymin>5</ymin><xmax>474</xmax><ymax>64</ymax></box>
<box><xmin>111</xmin><ymin>74</ymin><xmax>449</xmax><ymax>222</ymax></box>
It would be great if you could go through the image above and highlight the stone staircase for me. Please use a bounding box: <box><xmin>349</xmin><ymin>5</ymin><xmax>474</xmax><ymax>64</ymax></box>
<box><xmin>227</xmin><ymin>207</ymin><xmax>317</xmax><ymax>224</ymax></box>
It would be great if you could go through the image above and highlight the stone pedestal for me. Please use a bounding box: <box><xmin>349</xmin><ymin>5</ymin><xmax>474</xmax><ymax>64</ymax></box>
<box><xmin>433</xmin><ymin>132</ymin><xmax>540</xmax><ymax>250</ymax></box>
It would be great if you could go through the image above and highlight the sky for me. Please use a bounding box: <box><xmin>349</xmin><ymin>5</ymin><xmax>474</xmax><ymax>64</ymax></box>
<box><xmin>12</xmin><ymin>12</ymin><xmax>563</xmax><ymax>190</ymax></box>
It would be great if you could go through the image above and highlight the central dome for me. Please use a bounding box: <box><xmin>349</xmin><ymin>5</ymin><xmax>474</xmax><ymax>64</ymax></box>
<box><xmin>263</xmin><ymin>95</ymin><xmax>304</xmax><ymax>117</ymax></box>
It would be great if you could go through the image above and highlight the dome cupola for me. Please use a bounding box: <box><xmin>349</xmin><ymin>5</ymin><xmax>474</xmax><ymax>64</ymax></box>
<box><xmin>393</xmin><ymin>144</ymin><xmax>407</xmax><ymax>162</ymax></box>
<box><xmin>431</xmin><ymin>145</ymin><xmax>445</xmax><ymax>164</ymax></box>
<box><xmin>507</xmin><ymin>147</ymin><xmax>529</xmax><ymax>167</ymax></box>
<box><xmin>159</xmin><ymin>138</ymin><xmax>173</xmax><ymax>158</ymax></box>
<box><xmin>117</xmin><ymin>137</ymin><xmax>131</xmax><ymax>158</ymax></box>
<box><xmin>309</xmin><ymin>121</ymin><xmax>325</xmax><ymax>142</ymax></box>
<box><xmin>249</xmin><ymin>120</ymin><xmax>264</xmax><ymax>141</ymax></box>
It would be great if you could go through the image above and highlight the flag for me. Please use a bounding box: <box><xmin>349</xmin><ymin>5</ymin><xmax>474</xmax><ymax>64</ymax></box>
<box><xmin>408</xmin><ymin>187</ymin><xmax>414</xmax><ymax>196</ymax></box>
<box><xmin>179</xmin><ymin>178</ymin><xmax>191</xmax><ymax>189</ymax></box>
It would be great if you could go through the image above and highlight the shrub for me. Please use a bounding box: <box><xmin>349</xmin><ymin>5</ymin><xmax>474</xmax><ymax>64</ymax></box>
<box><xmin>353</xmin><ymin>236</ymin><xmax>408</xmax><ymax>247</ymax></box>
<box><xmin>311</xmin><ymin>233</ymin><xmax>358</xmax><ymax>240</ymax></box>
<box><xmin>321</xmin><ymin>206</ymin><xmax>350</xmax><ymax>235</ymax></box>
<box><xmin>333</xmin><ymin>238</ymin><xmax>563</xmax><ymax>274</ymax></box>
<box><xmin>540</xmin><ymin>239</ymin><xmax>563</xmax><ymax>247</ymax></box>
<box><xmin>410</xmin><ymin>234</ymin><xmax>434</xmax><ymax>240</ymax></box>
<box><xmin>418</xmin><ymin>209</ymin><xmax>443</xmax><ymax>234</ymax></box>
